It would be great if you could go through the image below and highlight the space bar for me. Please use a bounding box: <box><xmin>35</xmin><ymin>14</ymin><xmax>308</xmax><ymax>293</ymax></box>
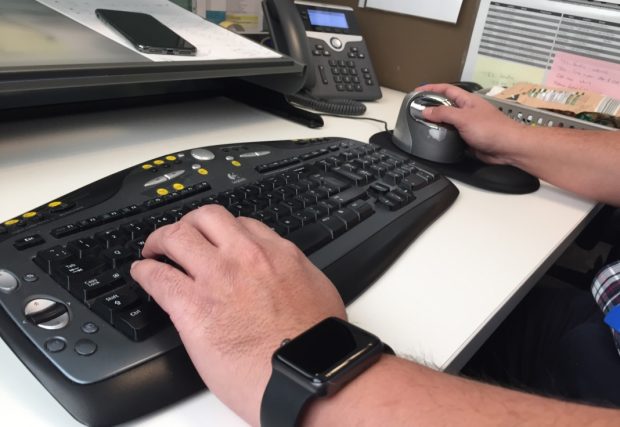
<box><xmin>287</xmin><ymin>223</ymin><xmax>333</xmax><ymax>255</ymax></box>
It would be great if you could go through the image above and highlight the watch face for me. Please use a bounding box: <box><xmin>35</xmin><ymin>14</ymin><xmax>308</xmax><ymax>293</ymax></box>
<box><xmin>276</xmin><ymin>317</ymin><xmax>381</xmax><ymax>381</ymax></box>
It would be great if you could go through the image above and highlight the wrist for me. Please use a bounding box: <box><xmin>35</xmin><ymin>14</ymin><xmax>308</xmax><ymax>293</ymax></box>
<box><xmin>259</xmin><ymin>317</ymin><xmax>389</xmax><ymax>427</ymax></box>
<box><xmin>301</xmin><ymin>354</ymin><xmax>399</xmax><ymax>426</ymax></box>
<box><xmin>498</xmin><ymin>122</ymin><xmax>535</xmax><ymax>168</ymax></box>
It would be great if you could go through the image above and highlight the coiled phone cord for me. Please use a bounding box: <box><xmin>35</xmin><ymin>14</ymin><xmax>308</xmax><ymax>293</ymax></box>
<box><xmin>287</xmin><ymin>92</ymin><xmax>367</xmax><ymax>116</ymax></box>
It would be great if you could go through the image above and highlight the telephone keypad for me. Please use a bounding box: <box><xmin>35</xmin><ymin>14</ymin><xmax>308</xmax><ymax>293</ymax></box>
<box><xmin>329</xmin><ymin>60</ymin><xmax>368</xmax><ymax>92</ymax></box>
<box><xmin>307</xmin><ymin>37</ymin><xmax>381</xmax><ymax>101</ymax></box>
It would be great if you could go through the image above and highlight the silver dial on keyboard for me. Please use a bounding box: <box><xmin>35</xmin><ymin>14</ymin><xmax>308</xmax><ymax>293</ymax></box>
<box><xmin>0</xmin><ymin>269</ymin><xmax>18</xmax><ymax>293</ymax></box>
<box><xmin>190</xmin><ymin>148</ymin><xmax>215</xmax><ymax>161</ymax></box>
<box><xmin>24</xmin><ymin>298</ymin><xmax>69</xmax><ymax>330</ymax></box>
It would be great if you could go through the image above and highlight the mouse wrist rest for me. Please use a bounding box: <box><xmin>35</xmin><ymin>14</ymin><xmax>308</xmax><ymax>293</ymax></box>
<box><xmin>370</xmin><ymin>131</ymin><xmax>540</xmax><ymax>195</ymax></box>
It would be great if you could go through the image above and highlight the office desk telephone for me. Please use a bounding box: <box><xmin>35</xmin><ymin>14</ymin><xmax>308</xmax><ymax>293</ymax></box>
<box><xmin>264</xmin><ymin>0</ymin><xmax>381</xmax><ymax>115</ymax></box>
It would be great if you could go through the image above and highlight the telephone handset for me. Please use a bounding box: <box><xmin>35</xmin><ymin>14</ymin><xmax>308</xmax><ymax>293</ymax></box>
<box><xmin>263</xmin><ymin>0</ymin><xmax>382</xmax><ymax>115</ymax></box>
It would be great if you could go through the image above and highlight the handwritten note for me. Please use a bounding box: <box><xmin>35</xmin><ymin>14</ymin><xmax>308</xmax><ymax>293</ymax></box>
<box><xmin>472</xmin><ymin>55</ymin><xmax>546</xmax><ymax>89</ymax></box>
<box><xmin>546</xmin><ymin>51</ymin><xmax>620</xmax><ymax>99</ymax></box>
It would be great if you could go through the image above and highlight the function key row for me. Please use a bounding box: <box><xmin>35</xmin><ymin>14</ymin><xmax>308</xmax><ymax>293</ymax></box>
<box><xmin>49</xmin><ymin>182</ymin><xmax>211</xmax><ymax>240</ymax></box>
<box><xmin>255</xmin><ymin>143</ymin><xmax>346</xmax><ymax>174</ymax></box>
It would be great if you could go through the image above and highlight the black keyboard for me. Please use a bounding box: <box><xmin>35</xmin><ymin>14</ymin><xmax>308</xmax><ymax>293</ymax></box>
<box><xmin>0</xmin><ymin>137</ymin><xmax>457</xmax><ymax>425</ymax></box>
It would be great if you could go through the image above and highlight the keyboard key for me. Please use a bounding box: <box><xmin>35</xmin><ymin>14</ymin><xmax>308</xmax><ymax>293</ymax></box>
<box><xmin>101</xmin><ymin>247</ymin><xmax>136</xmax><ymax>269</ymax></box>
<box><xmin>52</xmin><ymin>257</ymin><xmax>107</xmax><ymax>290</ymax></box>
<box><xmin>302</xmin><ymin>206</ymin><xmax>322</xmax><ymax>221</ymax></box>
<box><xmin>115</xmin><ymin>303</ymin><xmax>168</xmax><ymax>341</ymax></box>
<box><xmin>270</xmin><ymin>203</ymin><xmax>293</xmax><ymax>217</ymax></box>
<box><xmin>349</xmin><ymin>201</ymin><xmax>375</xmax><ymax>221</ymax></box>
<box><xmin>72</xmin><ymin>270</ymin><xmax>125</xmax><ymax>301</ymax></box>
<box><xmin>315</xmin><ymin>186</ymin><xmax>334</xmax><ymax>199</ymax></box>
<box><xmin>67</xmin><ymin>238</ymin><xmax>101</xmax><ymax>259</ymax></box>
<box><xmin>400</xmin><ymin>175</ymin><xmax>429</xmax><ymax>191</ymax></box>
<box><xmin>51</xmin><ymin>223</ymin><xmax>80</xmax><ymax>238</ymax></box>
<box><xmin>95</xmin><ymin>229</ymin><xmax>128</xmax><ymax>248</ymax></box>
<box><xmin>287</xmin><ymin>223</ymin><xmax>333</xmax><ymax>254</ymax></box>
<box><xmin>127</xmin><ymin>238</ymin><xmax>147</xmax><ymax>259</ymax></box>
<box><xmin>319</xmin><ymin>216</ymin><xmax>347</xmax><ymax>238</ymax></box>
<box><xmin>384</xmin><ymin>171</ymin><xmax>404</xmax><ymax>185</ymax></box>
<box><xmin>357</xmin><ymin>170</ymin><xmax>374</xmax><ymax>184</ymax></box>
<box><xmin>93</xmin><ymin>286</ymin><xmax>140</xmax><ymax>324</ymax></box>
<box><xmin>250</xmin><ymin>210</ymin><xmax>275</xmax><ymax>223</ymax></box>
<box><xmin>416</xmin><ymin>169</ymin><xmax>436</xmax><ymax>183</ymax></box>
<box><xmin>77</xmin><ymin>216</ymin><xmax>102</xmax><ymax>230</ymax></box>
<box><xmin>166</xmin><ymin>207</ymin><xmax>189</xmax><ymax>221</ymax></box>
<box><xmin>34</xmin><ymin>246</ymin><xmax>76</xmax><ymax>274</ymax></box>
<box><xmin>393</xmin><ymin>188</ymin><xmax>415</xmax><ymax>204</ymax></box>
<box><xmin>281</xmin><ymin>198</ymin><xmax>305</xmax><ymax>213</ymax></box>
<box><xmin>322</xmin><ymin>176</ymin><xmax>350</xmax><ymax>191</ymax></box>
<box><xmin>376</xmin><ymin>196</ymin><xmax>399</xmax><ymax>211</ymax></box>
<box><xmin>13</xmin><ymin>234</ymin><xmax>45</xmax><ymax>251</ymax></box>
<box><xmin>369</xmin><ymin>182</ymin><xmax>390</xmax><ymax>195</ymax></box>
<box><xmin>292</xmin><ymin>210</ymin><xmax>316</xmax><ymax>225</ymax></box>
<box><xmin>333</xmin><ymin>208</ymin><xmax>360</xmax><ymax>229</ymax></box>
<box><xmin>120</xmin><ymin>222</ymin><xmax>150</xmax><ymax>240</ymax></box>
<box><xmin>329</xmin><ymin>187</ymin><xmax>368</xmax><ymax>208</ymax></box>
<box><xmin>274</xmin><ymin>187</ymin><xmax>296</xmax><ymax>200</ymax></box>
<box><xmin>385</xmin><ymin>192</ymin><xmax>406</xmax><ymax>208</ymax></box>
<box><xmin>378</xmin><ymin>161</ymin><xmax>395</xmax><ymax>172</ymax></box>
<box><xmin>279</xmin><ymin>216</ymin><xmax>302</xmax><ymax>233</ymax></box>
<box><xmin>369</xmin><ymin>164</ymin><xmax>387</xmax><ymax>177</ymax></box>
<box><xmin>317</xmin><ymin>200</ymin><xmax>338</xmax><ymax>215</ymax></box>
<box><xmin>245</xmin><ymin>198</ymin><xmax>268</xmax><ymax>211</ymax></box>
<box><xmin>299</xmin><ymin>192</ymin><xmax>319</xmax><ymax>206</ymax></box>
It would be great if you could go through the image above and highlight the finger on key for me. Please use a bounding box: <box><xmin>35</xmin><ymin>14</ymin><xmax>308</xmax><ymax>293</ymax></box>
<box><xmin>181</xmin><ymin>204</ymin><xmax>248</xmax><ymax>248</ymax></box>
<box><xmin>130</xmin><ymin>258</ymin><xmax>194</xmax><ymax>318</ymax></box>
<box><xmin>141</xmin><ymin>221</ymin><xmax>215</xmax><ymax>279</ymax></box>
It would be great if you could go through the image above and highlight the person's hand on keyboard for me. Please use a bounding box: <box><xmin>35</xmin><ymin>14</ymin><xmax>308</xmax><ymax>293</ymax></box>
<box><xmin>130</xmin><ymin>204</ymin><xmax>346</xmax><ymax>426</ymax></box>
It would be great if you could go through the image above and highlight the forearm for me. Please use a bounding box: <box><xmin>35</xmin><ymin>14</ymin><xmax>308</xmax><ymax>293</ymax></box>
<box><xmin>507</xmin><ymin>126</ymin><xmax>620</xmax><ymax>206</ymax></box>
<box><xmin>303</xmin><ymin>355</ymin><xmax>617</xmax><ymax>427</ymax></box>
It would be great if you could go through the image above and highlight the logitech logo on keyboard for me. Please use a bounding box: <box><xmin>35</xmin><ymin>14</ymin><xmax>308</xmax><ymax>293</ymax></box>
<box><xmin>227</xmin><ymin>173</ymin><xmax>246</xmax><ymax>184</ymax></box>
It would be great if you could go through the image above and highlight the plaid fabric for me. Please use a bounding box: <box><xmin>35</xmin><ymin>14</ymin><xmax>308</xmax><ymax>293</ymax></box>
<box><xmin>591</xmin><ymin>260</ymin><xmax>620</xmax><ymax>355</ymax></box>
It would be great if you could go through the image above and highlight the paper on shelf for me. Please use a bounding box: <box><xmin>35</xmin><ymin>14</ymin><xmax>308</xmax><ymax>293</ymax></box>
<box><xmin>35</xmin><ymin>0</ymin><xmax>280</xmax><ymax>62</ymax></box>
<box><xmin>546</xmin><ymin>51</ymin><xmax>620</xmax><ymax>100</ymax></box>
<box><xmin>496</xmin><ymin>82</ymin><xmax>620</xmax><ymax>117</ymax></box>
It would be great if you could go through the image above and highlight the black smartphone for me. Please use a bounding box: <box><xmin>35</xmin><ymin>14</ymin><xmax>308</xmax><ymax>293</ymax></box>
<box><xmin>95</xmin><ymin>9</ymin><xmax>197</xmax><ymax>56</ymax></box>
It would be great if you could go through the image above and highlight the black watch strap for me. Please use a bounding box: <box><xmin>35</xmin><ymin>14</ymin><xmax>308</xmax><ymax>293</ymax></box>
<box><xmin>260</xmin><ymin>369</ymin><xmax>314</xmax><ymax>427</ymax></box>
<box><xmin>260</xmin><ymin>317</ymin><xmax>396</xmax><ymax>427</ymax></box>
<box><xmin>260</xmin><ymin>343</ymin><xmax>395</xmax><ymax>427</ymax></box>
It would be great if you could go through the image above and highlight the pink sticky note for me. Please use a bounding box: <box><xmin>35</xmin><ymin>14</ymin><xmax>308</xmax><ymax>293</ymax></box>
<box><xmin>546</xmin><ymin>51</ymin><xmax>620</xmax><ymax>99</ymax></box>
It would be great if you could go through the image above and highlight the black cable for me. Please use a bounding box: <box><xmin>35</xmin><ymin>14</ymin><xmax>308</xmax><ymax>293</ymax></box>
<box><xmin>287</xmin><ymin>92</ymin><xmax>367</xmax><ymax>116</ymax></box>
<box><xmin>320</xmin><ymin>113</ymin><xmax>390</xmax><ymax>133</ymax></box>
<box><xmin>286</xmin><ymin>93</ymin><xmax>389</xmax><ymax>131</ymax></box>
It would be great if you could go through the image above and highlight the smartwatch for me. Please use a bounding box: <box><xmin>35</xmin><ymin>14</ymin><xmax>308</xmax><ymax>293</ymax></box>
<box><xmin>260</xmin><ymin>317</ymin><xmax>392</xmax><ymax>427</ymax></box>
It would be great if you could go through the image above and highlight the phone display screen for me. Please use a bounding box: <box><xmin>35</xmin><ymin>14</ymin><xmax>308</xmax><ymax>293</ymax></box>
<box><xmin>96</xmin><ymin>9</ymin><xmax>196</xmax><ymax>55</ymax></box>
<box><xmin>307</xmin><ymin>10</ymin><xmax>349</xmax><ymax>29</ymax></box>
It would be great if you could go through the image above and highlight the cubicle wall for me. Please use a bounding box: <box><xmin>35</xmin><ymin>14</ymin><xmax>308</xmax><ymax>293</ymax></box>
<box><xmin>315</xmin><ymin>0</ymin><xmax>482</xmax><ymax>92</ymax></box>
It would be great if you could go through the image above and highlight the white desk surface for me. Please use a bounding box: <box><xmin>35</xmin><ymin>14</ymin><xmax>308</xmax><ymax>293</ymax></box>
<box><xmin>0</xmin><ymin>87</ymin><xmax>596</xmax><ymax>426</ymax></box>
